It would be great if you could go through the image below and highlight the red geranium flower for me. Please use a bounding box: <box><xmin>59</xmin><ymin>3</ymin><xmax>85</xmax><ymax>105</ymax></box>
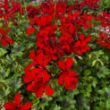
<box><xmin>24</xmin><ymin>50</ymin><xmax>54</xmax><ymax>98</ymax></box>
<box><xmin>4</xmin><ymin>93</ymin><xmax>32</xmax><ymax>110</ymax></box>
<box><xmin>73</xmin><ymin>33</ymin><xmax>92</xmax><ymax>55</ymax></box>
<box><xmin>40</xmin><ymin>0</ymin><xmax>54</xmax><ymax>15</ymax></box>
<box><xmin>35</xmin><ymin>14</ymin><xmax>53</xmax><ymax>27</ymax></box>
<box><xmin>23</xmin><ymin>68</ymin><xmax>54</xmax><ymax>98</ymax></box>
<box><xmin>29</xmin><ymin>50</ymin><xmax>51</xmax><ymax>67</ymax></box>
<box><xmin>26</xmin><ymin>5</ymin><xmax>39</xmax><ymax>18</ymax></box>
<box><xmin>96</xmin><ymin>12</ymin><xmax>110</xmax><ymax>28</ymax></box>
<box><xmin>0</xmin><ymin>28</ymin><xmax>14</xmax><ymax>46</ymax></box>
<box><xmin>58</xmin><ymin>58</ymin><xmax>78</xmax><ymax>90</ymax></box>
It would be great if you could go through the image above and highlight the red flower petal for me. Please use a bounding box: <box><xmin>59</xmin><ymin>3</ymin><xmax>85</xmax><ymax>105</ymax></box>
<box><xmin>43</xmin><ymin>70</ymin><xmax>50</xmax><ymax>81</ymax></box>
<box><xmin>23</xmin><ymin>73</ymin><xmax>33</xmax><ymax>83</ymax></box>
<box><xmin>66</xmin><ymin>57</ymin><xmax>74</xmax><ymax>69</ymax></box>
<box><xmin>85</xmin><ymin>35</ymin><xmax>92</xmax><ymax>42</ymax></box>
<box><xmin>45</xmin><ymin>85</ymin><xmax>54</xmax><ymax>96</ymax></box>
<box><xmin>14</xmin><ymin>93</ymin><xmax>21</xmax><ymax>105</ymax></box>
<box><xmin>24</xmin><ymin>62</ymin><xmax>36</xmax><ymax>73</ymax></box>
<box><xmin>69</xmin><ymin>70</ymin><xmax>78</xmax><ymax>77</ymax></box>
<box><xmin>26</xmin><ymin>26</ymin><xmax>35</xmax><ymax>36</ymax></box>
<box><xmin>36</xmin><ymin>88</ymin><xmax>44</xmax><ymax>98</ymax></box>
<box><xmin>79</xmin><ymin>33</ymin><xmax>84</xmax><ymax>40</ymax></box>
<box><xmin>1</xmin><ymin>39</ymin><xmax>7</xmax><ymax>47</ymax></box>
<box><xmin>29</xmin><ymin>50</ymin><xmax>35</xmax><ymax>59</ymax></box>
<box><xmin>4</xmin><ymin>101</ymin><xmax>16</xmax><ymax>109</ymax></box>
<box><xmin>5</xmin><ymin>36</ymin><xmax>14</xmax><ymax>44</ymax></box>
<box><xmin>26</xmin><ymin>81</ymin><xmax>36</xmax><ymax>92</ymax></box>
<box><xmin>58</xmin><ymin>60</ymin><xmax>65</xmax><ymax>70</ymax></box>
<box><xmin>58</xmin><ymin>74</ymin><xmax>64</xmax><ymax>85</ymax></box>
<box><xmin>21</xmin><ymin>102</ymin><xmax>32</xmax><ymax>110</ymax></box>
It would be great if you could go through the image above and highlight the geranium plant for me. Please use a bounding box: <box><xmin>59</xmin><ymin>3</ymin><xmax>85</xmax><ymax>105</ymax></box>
<box><xmin>0</xmin><ymin>0</ymin><xmax>110</xmax><ymax>110</ymax></box>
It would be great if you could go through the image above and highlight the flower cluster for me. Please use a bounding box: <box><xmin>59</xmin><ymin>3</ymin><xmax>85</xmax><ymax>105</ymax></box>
<box><xmin>96</xmin><ymin>12</ymin><xmax>110</xmax><ymax>28</ymax></box>
<box><xmin>24</xmin><ymin>0</ymin><xmax>96</xmax><ymax>98</ymax></box>
<box><xmin>23</xmin><ymin>50</ymin><xmax>54</xmax><ymax>98</ymax></box>
<box><xmin>0</xmin><ymin>0</ymin><xmax>23</xmax><ymax>19</ymax></box>
<box><xmin>0</xmin><ymin>0</ymin><xmax>24</xmax><ymax>47</ymax></box>
<box><xmin>97</xmin><ymin>32</ymin><xmax>110</xmax><ymax>49</ymax></box>
<box><xmin>95</xmin><ymin>12</ymin><xmax>110</xmax><ymax>49</ymax></box>
<box><xmin>2</xmin><ymin>0</ymin><xmax>110</xmax><ymax>109</ymax></box>
<box><xmin>68</xmin><ymin>0</ymin><xmax>100</xmax><ymax>11</ymax></box>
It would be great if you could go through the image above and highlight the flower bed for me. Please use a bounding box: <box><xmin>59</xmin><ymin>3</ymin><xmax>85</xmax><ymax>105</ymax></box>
<box><xmin>0</xmin><ymin>0</ymin><xmax>110</xmax><ymax>110</ymax></box>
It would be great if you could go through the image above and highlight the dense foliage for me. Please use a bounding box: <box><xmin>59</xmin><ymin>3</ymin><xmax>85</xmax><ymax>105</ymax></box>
<box><xmin>0</xmin><ymin>0</ymin><xmax>110</xmax><ymax>110</ymax></box>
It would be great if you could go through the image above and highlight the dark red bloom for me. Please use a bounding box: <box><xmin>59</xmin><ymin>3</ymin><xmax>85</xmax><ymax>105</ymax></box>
<box><xmin>4</xmin><ymin>93</ymin><xmax>32</xmax><ymax>110</ymax></box>
<box><xmin>40</xmin><ymin>0</ymin><xmax>54</xmax><ymax>15</ymax></box>
<box><xmin>69</xmin><ymin>0</ymin><xmax>100</xmax><ymax>11</ymax></box>
<box><xmin>96</xmin><ymin>12</ymin><xmax>110</xmax><ymax>28</ymax></box>
<box><xmin>26</xmin><ymin>5</ymin><xmax>39</xmax><ymax>18</ymax></box>
<box><xmin>81</xmin><ymin>0</ymin><xmax>100</xmax><ymax>9</ymax></box>
<box><xmin>97</xmin><ymin>32</ymin><xmax>110</xmax><ymax>49</ymax></box>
